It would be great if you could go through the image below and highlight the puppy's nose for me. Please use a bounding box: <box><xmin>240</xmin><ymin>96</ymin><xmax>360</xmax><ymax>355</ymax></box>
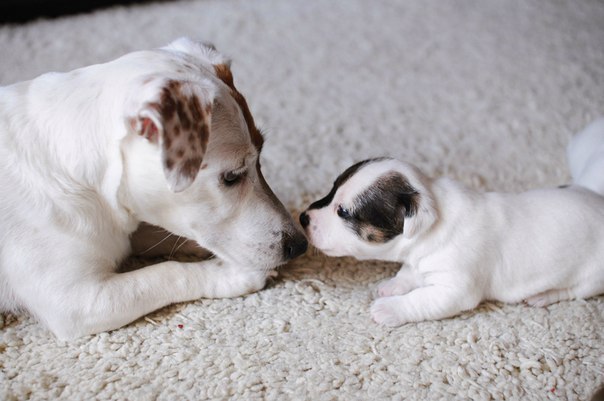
<box><xmin>299</xmin><ymin>211</ymin><xmax>310</xmax><ymax>228</ymax></box>
<box><xmin>283</xmin><ymin>232</ymin><xmax>308</xmax><ymax>261</ymax></box>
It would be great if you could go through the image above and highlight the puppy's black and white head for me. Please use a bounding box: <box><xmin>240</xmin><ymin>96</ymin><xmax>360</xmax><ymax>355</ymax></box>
<box><xmin>300</xmin><ymin>158</ymin><xmax>436</xmax><ymax>259</ymax></box>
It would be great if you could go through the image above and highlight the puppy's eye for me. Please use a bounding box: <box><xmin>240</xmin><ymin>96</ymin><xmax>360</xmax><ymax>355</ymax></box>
<box><xmin>337</xmin><ymin>205</ymin><xmax>351</xmax><ymax>219</ymax></box>
<box><xmin>222</xmin><ymin>170</ymin><xmax>246</xmax><ymax>187</ymax></box>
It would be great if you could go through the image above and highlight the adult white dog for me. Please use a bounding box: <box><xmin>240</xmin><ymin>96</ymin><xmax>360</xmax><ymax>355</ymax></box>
<box><xmin>0</xmin><ymin>38</ymin><xmax>307</xmax><ymax>339</ymax></box>
<box><xmin>300</xmin><ymin>120</ymin><xmax>604</xmax><ymax>326</ymax></box>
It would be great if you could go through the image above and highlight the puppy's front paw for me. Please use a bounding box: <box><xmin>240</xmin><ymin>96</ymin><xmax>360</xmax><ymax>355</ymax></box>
<box><xmin>370</xmin><ymin>298</ymin><xmax>404</xmax><ymax>327</ymax></box>
<box><xmin>376</xmin><ymin>277</ymin><xmax>413</xmax><ymax>298</ymax></box>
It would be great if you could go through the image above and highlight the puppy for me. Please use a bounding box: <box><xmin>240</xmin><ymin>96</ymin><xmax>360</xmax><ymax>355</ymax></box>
<box><xmin>0</xmin><ymin>38</ymin><xmax>307</xmax><ymax>339</ymax></box>
<box><xmin>300</xmin><ymin>122</ymin><xmax>604</xmax><ymax>326</ymax></box>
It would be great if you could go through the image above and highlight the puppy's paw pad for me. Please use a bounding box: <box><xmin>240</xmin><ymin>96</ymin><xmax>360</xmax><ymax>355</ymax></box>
<box><xmin>370</xmin><ymin>299</ymin><xmax>403</xmax><ymax>327</ymax></box>
<box><xmin>525</xmin><ymin>288</ymin><xmax>572</xmax><ymax>307</ymax></box>
<box><xmin>524</xmin><ymin>294</ymin><xmax>553</xmax><ymax>307</ymax></box>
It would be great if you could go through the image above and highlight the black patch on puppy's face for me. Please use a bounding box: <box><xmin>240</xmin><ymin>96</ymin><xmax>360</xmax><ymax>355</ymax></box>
<box><xmin>308</xmin><ymin>158</ymin><xmax>390</xmax><ymax>211</ymax></box>
<box><xmin>344</xmin><ymin>173</ymin><xmax>419</xmax><ymax>243</ymax></box>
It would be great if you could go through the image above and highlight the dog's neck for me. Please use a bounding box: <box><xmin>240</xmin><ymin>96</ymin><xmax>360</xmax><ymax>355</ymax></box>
<box><xmin>6</xmin><ymin>70</ymin><xmax>138</xmax><ymax>237</ymax></box>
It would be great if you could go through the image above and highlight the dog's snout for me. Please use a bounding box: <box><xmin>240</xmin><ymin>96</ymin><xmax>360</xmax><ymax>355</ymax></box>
<box><xmin>299</xmin><ymin>211</ymin><xmax>310</xmax><ymax>228</ymax></box>
<box><xmin>283</xmin><ymin>232</ymin><xmax>308</xmax><ymax>261</ymax></box>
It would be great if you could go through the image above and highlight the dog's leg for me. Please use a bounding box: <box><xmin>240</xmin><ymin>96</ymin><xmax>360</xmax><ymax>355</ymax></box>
<box><xmin>370</xmin><ymin>285</ymin><xmax>480</xmax><ymax>327</ymax></box>
<box><xmin>22</xmin><ymin>259</ymin><xmax>268</xmax><ymax>339</ymax></box>
<box><xmin>524</xmin><ymin>288</ymin><xmax>574</xmax><ymax>307</ymax></box>
<box><xmin>376</xmin><ymin>266</ymin><xmax>422</xmax><ymax>298</ymax></box>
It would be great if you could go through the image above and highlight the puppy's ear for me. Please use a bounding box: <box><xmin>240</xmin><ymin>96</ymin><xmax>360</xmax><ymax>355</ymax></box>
<box><xmin>353</xmin><ymin>173</ymin><xmax>422</xmax><ymax>243</ymax></box>
<box><xmin>130</xmin><ymin>80</ymin><xmax>213</xmax><ymax>192</ymax></box>
<box><xmin>401</xmin><ymin>184</ymin><xmax>437</xmax><ymax>239</ymax></box>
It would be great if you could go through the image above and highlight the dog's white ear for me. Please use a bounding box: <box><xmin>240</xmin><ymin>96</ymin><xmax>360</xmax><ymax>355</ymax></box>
<box><xmin>130</xmin><ymin>80</ymin><xmax>214</xmax><ymax>192</ymax></box>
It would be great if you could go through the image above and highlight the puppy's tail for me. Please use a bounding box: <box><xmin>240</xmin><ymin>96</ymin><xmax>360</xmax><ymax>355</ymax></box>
<box><xmin>567</xmin><ymin>117</ymin><xmax>604</xmax><ymax>196</ymax></box>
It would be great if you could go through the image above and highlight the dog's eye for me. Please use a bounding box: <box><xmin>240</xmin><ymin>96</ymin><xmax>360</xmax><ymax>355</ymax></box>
<box><xmin>337</xmin><ymin>205</ymin><xmax>351</xmax><ymax>219</ymax></box>
<box><xmin>222</xmin><ymin>170</ymin><xmax>246</xmax><ymax>187</ymax></box>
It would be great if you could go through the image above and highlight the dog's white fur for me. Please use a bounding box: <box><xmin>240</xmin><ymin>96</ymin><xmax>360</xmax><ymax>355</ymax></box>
<box><xmin>303</xmin><ymin>121</ymin><xmax>604</xmax><ymax>326</ymax></box>
<box><xmin>0</xmin><ymin>38</ymin><xmax>306</xmax><ymax>339</ymax></box>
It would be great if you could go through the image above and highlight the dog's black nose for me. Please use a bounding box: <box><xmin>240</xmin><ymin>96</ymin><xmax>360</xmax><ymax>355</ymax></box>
<box><xmin>283</xmin><ymin>232</ymin><xmax>308</xmax><ymax>261</ymax></box>
<box><xmin>299</xmin><ymin>211</ymin><xmax>310</xmax><ymax>228</ymax></box>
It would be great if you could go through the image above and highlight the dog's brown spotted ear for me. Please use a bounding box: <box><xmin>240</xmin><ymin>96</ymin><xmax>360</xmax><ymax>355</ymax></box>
<box><xmin>131</xmin><ymin>80</ymin><xmax>213</xmax><ymax>192</ymax></box>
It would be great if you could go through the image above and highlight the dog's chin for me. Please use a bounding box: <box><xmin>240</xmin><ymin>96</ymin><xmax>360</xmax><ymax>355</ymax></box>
<box><xmin>206</xmin><ymin>245</ymin><xmax>283</xmax><ymax>272</ymax></box>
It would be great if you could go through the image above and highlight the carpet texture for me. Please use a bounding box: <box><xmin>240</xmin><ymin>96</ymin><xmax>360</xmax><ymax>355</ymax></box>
<box><xmin>1</xmin><ymin>0</ymin><xmax>603</xmax><ymax>400</ymax></box>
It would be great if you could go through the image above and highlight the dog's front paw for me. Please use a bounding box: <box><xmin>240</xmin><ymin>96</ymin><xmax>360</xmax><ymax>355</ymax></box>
<box><xmin>370</xmin><ymin>298</ymin><xmax>404</xmax><ymax>327</ymax></box>
<box><xmin>237</xmin><ymin>269</ymin><xmax>268</xmax><ymax>295</ymax></box>
<box><xmin>376</xmin><ymin>277</ymin><xmax>413</xmax><ymax>298</ymax></box>
<box><xmin>210</xmin><ymin>266</ymin><xmax>269</xmax><ymax>298</ymax></box>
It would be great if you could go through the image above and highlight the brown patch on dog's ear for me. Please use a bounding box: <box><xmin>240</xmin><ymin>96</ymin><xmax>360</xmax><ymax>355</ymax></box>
<box><xmin>214</xmin><ymin>63</ymin><xmax>264</xmax><ymax>151</ymax></box>
<box><xmin>131</xmin><ymin>80</ymin><xmax>213</xmax><ymax>192</ymax></box>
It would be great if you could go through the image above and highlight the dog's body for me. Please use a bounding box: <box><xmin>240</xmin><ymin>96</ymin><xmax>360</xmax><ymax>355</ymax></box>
<box><xmin>0</xmin><ymin>38</ymin><xmax>307</xmax><ymax>339</ymax></box>
<box><xmin>301</xmin><ymin>121</ymin><xmax>604</xmax><ymax>326</ymax></box>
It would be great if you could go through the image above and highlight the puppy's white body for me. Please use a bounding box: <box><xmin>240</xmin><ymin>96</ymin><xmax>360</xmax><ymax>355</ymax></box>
<box><xmin>302</xmin><ymin>122</ymin><xmax>604</xmax><ymax>326</ymax></box>
<box><xmin>0</xmin><ymin>38</ymin><xmax>306</xmax><ymax>338</ymax></box>
<box><xmin>375</xmin><ymin>180</ymin><xmax>604</xmax><ymax>325</ymax></box>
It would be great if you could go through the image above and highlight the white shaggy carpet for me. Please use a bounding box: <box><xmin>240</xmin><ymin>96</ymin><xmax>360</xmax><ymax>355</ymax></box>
<box><xmin>1</xmin><ymin>0</ymin><xmax>604</xmax><ymax>399</ymax></box>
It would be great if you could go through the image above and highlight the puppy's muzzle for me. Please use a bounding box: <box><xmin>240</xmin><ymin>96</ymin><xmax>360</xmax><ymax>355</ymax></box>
<box><xmin>282</xmin><ymin>231</ymin><xmax>308</xmax><ymax>261</ymax></box>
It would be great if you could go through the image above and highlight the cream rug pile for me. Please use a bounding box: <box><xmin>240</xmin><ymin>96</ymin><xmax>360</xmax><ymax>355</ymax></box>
<box><xmin>1</xmin><ymin>0</ymin><xmax>603</xmax><ymax>399</ymax></box>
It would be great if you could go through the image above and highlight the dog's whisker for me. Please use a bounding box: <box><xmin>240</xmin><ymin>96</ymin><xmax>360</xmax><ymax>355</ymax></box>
<box><xmin>169</xmin><ymin>236</ymin><xmax>188</xmax><ymax>259</ymax></box>
<box><xmin>139</xmin><ymin>232</ymin><xmax>174</xmax><ymax>255</ymax></box>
